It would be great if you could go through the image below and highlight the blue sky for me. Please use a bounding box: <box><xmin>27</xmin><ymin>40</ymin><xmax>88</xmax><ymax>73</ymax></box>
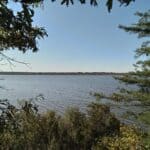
<box><xmin>2</xmin><ymin>0</ymin><xmax>149</xmax><ymax>72</ymax></box>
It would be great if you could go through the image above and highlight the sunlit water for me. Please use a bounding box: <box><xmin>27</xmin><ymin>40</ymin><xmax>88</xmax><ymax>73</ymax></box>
<box><xmin>0</xmin><ymin>75</ymin><xmax>148</xmax><ymax>130</ymax></box>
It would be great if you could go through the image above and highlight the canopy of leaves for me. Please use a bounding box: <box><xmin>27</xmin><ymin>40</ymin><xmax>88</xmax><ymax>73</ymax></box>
<box><xmin>0</xmin><ymin>0</ymin><xmax>135</xmax><ymax>53</ymax></box>
<box><xmin>0</xmin><ymin>0</ymin><xmax>47</xmax><ymax>53</ymax></box>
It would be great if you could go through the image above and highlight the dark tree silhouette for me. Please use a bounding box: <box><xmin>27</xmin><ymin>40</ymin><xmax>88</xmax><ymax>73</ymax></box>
<box><xmin>0</xmin><ymin>0</ymin><xmax>47</xmax><ymax>53</ymax></box>
<box><xmin>0</xmin><ymin>0</ymin><xmax>135</xmax><ymax>53</ymax></box>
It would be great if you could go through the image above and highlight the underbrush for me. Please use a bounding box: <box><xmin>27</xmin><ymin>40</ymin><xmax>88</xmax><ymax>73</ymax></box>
<box><xmin>0</xmin><ymin>100</ymin><xmax>147</xmax><ymax>150</ymax></box>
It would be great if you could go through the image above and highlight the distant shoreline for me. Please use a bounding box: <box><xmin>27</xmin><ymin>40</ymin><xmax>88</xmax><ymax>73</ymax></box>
<box><xmin>0</xmin><ymin>72</ymin><xmax>126</xmax><ymax>75</ymax></box>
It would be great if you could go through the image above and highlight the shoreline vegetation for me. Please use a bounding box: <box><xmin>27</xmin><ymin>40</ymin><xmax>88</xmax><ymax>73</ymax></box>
<box><xmin>0</xmin><ymin>72</ymin><xmax>126</xmax><ymax>75</ymax></box>
<box><xmin>0</xmin><ymin>99</ymin><xmax>147</xmax><ymax>149</ymax></box>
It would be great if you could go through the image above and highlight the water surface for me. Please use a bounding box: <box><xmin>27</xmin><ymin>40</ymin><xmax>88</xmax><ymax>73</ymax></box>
<box><xmin>0</xmin><ymin>75</ymin><xmax>121</xmax><ymax>111</ymax></box>
<box><xmin>0</xmin><ymin>75</ymin><xmax>149</xmax><ymax>130</ymax></box>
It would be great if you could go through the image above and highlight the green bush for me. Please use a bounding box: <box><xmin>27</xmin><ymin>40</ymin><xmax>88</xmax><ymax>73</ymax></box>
<box><xmin>92</xmin><ymin>125</ymin><xmax>144</xmax><ymax>150</ymax></box>
<box><xmin>0</xmin><ymin>100</ymin><xmax>145</xmax><ymax>150</ymax></box>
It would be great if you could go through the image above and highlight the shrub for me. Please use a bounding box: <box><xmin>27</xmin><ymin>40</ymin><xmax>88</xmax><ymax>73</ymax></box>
<box><xmin>0</xmin><ymin>100</ymin><xmax>144</xmax><ymax>150</ymax></box>
<box><xmin>92</xmin><ymin>125</ymin><xmax>144</xmax><ymax>150</ymax></box>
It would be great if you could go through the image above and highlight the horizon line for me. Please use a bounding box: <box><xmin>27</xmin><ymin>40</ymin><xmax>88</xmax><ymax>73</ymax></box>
<box><xmin>0</xmin><ymin>71</ymin><xmax>127</xmax><ymax>75</ymax></box>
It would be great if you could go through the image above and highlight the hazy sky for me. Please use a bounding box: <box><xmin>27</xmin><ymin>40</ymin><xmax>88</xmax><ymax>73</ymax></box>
<box><xmin>2</xmin><ymin>0</ymin><xmax>149</xmax><ymax>72</ymax></box>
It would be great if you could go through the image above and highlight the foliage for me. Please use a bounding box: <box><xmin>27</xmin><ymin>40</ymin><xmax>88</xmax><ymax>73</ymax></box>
<box><xmin>92</xmin><ymin>125</ymin><xmax>147</xmax><ymax>150</ymax></box>
<box><xmin>95</xmin><ymin>10</ymin><xmax>150</xmax><ymax>105</ymax></box>
<box><xmin>0</xmin><ymin>0</ymin><xmax>135</xmax><ymax>53</ymax></box>
<box><xmin>138</xmin><ymin>111</ymin><xmax>150</xmax><ymax>125</ymax></box>
<box><xmin>0</xmin><ymin>99</ymin><xmax>144</xmax><ymax>150</ymax></box>
<box><xmin>51</xmin><ymin>0</ymin><xmax>135</xmax><ymax>12</ymax></box>
<box><xmin>92</xmin><ymin>10</ymin><xmax>150</xmax><ymax>148</ymax></box>
<box><xmin>92</xmin><ymin>92</ymin><xmax>105</xmax><ymax>100</ymax></box>
<box><xmin>117</xmin><ymin>10</ymin><xmax>150</xmax><ymax>100</ymax></box>
<box><xmin>0</xmin><ymin>0</ymin><xmax>47</xmax><ymax>52</ymax></box>
<box><xmin>115</xmin><ymin>12</ymin><xmax>150</xmax><ymax>141</ymax></box>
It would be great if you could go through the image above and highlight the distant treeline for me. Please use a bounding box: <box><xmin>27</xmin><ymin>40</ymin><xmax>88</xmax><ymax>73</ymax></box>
<box><xmin>0</xmin><ymin>72</ymin><xmax>126</xmax><ymax>75</ymax></box>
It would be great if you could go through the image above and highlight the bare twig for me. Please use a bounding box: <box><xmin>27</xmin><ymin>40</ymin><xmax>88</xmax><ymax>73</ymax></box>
<box><xmin>0</xmin><ymin>52</ymin><xmax>31</xmax><ymax>70</ymax></box>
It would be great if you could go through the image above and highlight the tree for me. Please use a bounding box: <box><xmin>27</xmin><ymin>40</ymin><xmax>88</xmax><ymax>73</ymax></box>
<box><xmin>94</xmin><ymin>10</ymin><xmax>150</xmax><ymax>106</ymax></box>
<box><xmin>94</xmin><ymin>11</ymin><xmax>150</xmax><ymax>118</ymax></box>
<box><xmin>116</xmin><ymin>10</ymin><xmax>150</xmax><ymax>105</ymax></box>
<box><xmin>0</xmin><ymin>0</ymin><xmax>47</xmax><ymax>53</ymax></box>
<box><xmin>0</xmin><ymin>0</ymin><xmax>135</xmax><ymax>53</ymax></box>
<box><xmin>105</xmin><ymin>10</ymin><xmax>150</xmax><ymax>146</ymax></box>
<box><xmin>92</xmin><ymin>11</ymin><xmax>150</xmax><ymax>146</ymax></box>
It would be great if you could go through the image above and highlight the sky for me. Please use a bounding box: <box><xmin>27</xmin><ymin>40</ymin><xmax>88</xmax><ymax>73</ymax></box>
<box><xmin>1</xmin><ymin>0</ymin><xmax>149</xmax><ymax>72</ymax></box>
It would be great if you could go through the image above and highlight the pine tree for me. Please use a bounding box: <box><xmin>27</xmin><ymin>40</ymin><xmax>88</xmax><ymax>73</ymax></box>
<box><xmin>92</xmin><ymin>10</ymin><xmax>150</xmax><ymax>132</ymax></box>
<box><xmin>104</xmin><ymin>12</ymin><xmax>150</xmax><ymax>144</ymax></box>
<box><xmin>91</xmin><ymin>11</ymin><xmax>150</xmax><ymax>146</ymax></box>
<box><xmin>116</xmin><ymin>10</ymin><xmax>150</xmax><ymax>105</ymax></box>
